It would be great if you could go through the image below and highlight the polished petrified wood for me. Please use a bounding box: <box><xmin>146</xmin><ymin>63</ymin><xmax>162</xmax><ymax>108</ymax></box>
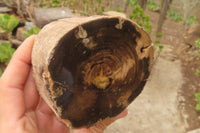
<box><xmin>32</xmin><ymin>16</ymin><xmax>153</xmax><ymax>128</ymax></box>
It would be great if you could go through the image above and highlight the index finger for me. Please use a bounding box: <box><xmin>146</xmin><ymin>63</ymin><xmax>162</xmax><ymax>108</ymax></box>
<box><xmin>1</xmin><ymin>35</ymin><xmax>36</xmax><ymax>89</ymax></box>
<box><xmin>0</xmin><ymin>35</ymin><xmax>37</xmax><ymax>120</ymax></box>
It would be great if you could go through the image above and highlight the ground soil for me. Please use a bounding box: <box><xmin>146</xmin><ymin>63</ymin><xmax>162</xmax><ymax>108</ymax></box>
<box><xmin>146</xmin><ymin>10</ymin><xmax>200</xmax><ymax>131</ymax></box>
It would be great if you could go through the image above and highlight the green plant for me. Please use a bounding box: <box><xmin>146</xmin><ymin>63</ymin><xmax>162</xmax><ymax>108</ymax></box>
<box><xmin>154</xmin><ymin>40</ymin><xmax>160</xmax><ymax>45</ymax></box>
<box><xmin>0</xmin><ymin>68</ymin><xmax>2</xmax><ymax>77</ymax></box>
<box><xmin>185</xmin><ymin>16</ymin><xmax>196</xmax><ymax>25</ymax></box>
<box><xmin>196</xmin><ymin>38</ymin><xmax>200</xmax><ymax>57</ymax></box>
<box><xmin>129</xmin><ymin>5</ymin><xmax>152</xmax><ymax>34</ymax></box>
<box><xmin>23</xmin><ymin>27</ymin><xmax>40</xmax><ymax>39</ymax></box>
<box><xmin>40</xmin><ymin>0</ymin><xmax>67</xmax><ymax>7</ymax></box>
<box><xmin>155</xmin><ymin>31</ymin><xmax>163</xmax><ymax>52</ymax></box>
<box><xmin>147</xmin><ymin>0</ymin><xmax>159</xmax><ymax>11</ymax></box>
<box><xmin>81</xmin><ymin>0</ymin><xmax>105</xmax><ymax>15</ymax></box>
<box><xmin>0</xmin><ymin>42</ymin><xmax>15</xmax><ymax>63</ymax></box>
<box><xmin>167</xmin><ymin>9</ymin><xmax>182</xmax><ymax>22</ymax></box>
<box><xmin>101</xmin><ymin>6</ymin><xmax>105</xmax><ymax>12</ymax></box>
<box><xmin>195</xmin><ymin>69</ymin><xmax>200</xmax><ymax>76</ymax></box>
<box><xmin>195</xmin><ymin>38</ymin><xmax>200</xmax><ymax>76</ymax></box>
<box><xmin>154</xmin><ymin>41</ymin><xmax>164</xmax><ymax>52</ymax></box>
<box><xmin>116</xmin><ymin>8</ymin><xmax>122</xmax><ymax>12</ymax></box>
<box><xmin>0</xmin><ymin>13</ymin><xmax>19</xmax><ymax>43</ymax></box>
<box><xmin>129</xmin><ymin>0</ymin><xmax>138</xmax><ymax>6</ymax></box>
<box><xmin>195</xmin><ymin>93</ymin><xmax>200</xmax><ymax>111</ymax></box>
<box><xmin>156</xmin><ymin>32</ymin><xmax>163</xmax><ymax>38</ymax></box>
<box><xmin>0</xmin><ymin>13</ymin><xmax>19</xmax><ymax>33</ymax></box>
<box><xmin>70</xmin><ymin>0</ymin><xmax>75</xmax><ymax>4</ymax></box>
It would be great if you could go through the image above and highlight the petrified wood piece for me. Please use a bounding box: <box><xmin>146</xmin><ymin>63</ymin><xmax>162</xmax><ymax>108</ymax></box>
<box><xmin>32</xmin><ymin>16</ymin><xmax>153</xmax><ymax>128</ymax></box>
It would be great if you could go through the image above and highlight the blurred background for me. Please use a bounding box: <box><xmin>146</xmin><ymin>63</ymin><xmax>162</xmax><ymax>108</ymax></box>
<box><xmin>0</xmin><ymin>0</ymin><xmax>199</xmax><ymax>132</ymax></box>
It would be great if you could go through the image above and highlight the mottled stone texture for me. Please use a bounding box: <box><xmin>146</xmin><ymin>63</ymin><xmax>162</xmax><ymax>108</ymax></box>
<box><xmin>32</xmin><ymin>16</ymin><xmax>153</xmax><ymax>128</ymax></box>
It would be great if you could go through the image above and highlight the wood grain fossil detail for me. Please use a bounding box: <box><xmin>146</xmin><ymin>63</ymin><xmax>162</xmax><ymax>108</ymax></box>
<box><xmin>32</xmin><ymin>16</ymin><xmax>153</xmax><ymax>128</ymax></box>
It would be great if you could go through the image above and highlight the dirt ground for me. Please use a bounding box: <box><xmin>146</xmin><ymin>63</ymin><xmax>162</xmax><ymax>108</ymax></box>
<box><xmin>105</xmin><ymin>10</ymin><xmax>200</xmax><ymax>132</ymax></box>
<box><xmin>105</xmin><ymin>47</ymin><xmax>185</xmax><ymax>133</ymax></box>
<box><xmin>146</xmin><ymin>10</ymin><xmax>200</xmax><ymax>131</ymax></box>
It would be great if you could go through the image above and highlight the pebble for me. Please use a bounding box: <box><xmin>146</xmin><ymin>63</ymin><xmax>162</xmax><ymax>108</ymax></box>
<box><xmin>34</xmin><ymin>7</ymin><xmax>73</xmax><ymax>28</ymax></box>
<box><xmin>25</xmin><ymin>22</ymin><xmax>36</xmax><ymax>30</ymax></box>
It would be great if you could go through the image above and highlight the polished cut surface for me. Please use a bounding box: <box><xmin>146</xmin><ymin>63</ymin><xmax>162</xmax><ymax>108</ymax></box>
<box><xmin>32</xmin><ymin>16</ymin><xmax>153</xmax><ymax>128</ymax></box>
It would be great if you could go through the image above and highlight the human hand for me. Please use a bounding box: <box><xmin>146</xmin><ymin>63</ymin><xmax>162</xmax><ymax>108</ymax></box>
<box><xmin>73</xmin><ymin>109</ymin><xmax>127</xmax><ymax>133</ymax></box>
<box><xmin>0</xmin><ymin>35</ymin><xmax>127</xmax><ymax>133</ymax></box>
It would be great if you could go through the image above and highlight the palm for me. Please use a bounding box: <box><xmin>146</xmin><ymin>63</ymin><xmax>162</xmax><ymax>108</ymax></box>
<box><xmin>16</xmin><ymin>76</ymin><xmax>126</xmax><ymax>133</ymax></box>
<box><xmin>0</xmin><ymin>36</ymin><xmax>127</xmax><ymax>133</ymax></box>
<box><xmin>0</xmin><ymin>36</ymin><xmax>68</xmax><ymax>133</ymax></box>
<box><xmin>20</xmin><ymin>74</ymin><xmax>69</xmax><ymax>133</ymax></box>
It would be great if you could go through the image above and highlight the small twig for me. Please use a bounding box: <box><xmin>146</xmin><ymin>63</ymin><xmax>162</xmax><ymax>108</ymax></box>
<box><xmin>61</xmin><ymin>0</ymin><xmax>66</xmax><ymax>7</ymax></box>
<box><xmin>16</xmin><ymin>0</ymin><xmax>25</xmax><ymax>21</ymax></box>
<box><xmin>26</xmin><ymin>6</ymin><xmax>35</xmax><ymax>23</ymax></box>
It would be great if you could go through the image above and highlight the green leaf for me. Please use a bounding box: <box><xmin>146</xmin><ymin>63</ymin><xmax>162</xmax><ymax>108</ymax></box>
<box><xmin>159</xmin><ymin>45</ymin><xmax>164</xmax><ymax>51</ymax></box>
<box><xmin>1</xmin><ymin>42</ymin><xmax>11</xmax><ymax>49</ymax></box>
<box><xmin>147</xmin><ymin>0</ymin><xmax>159</xmax><ymax>11</ymax></box>
<box><xmin>129</xmin><ymin>0</ymin><xmax>138</xmax><ymax>6</ymax></box>
<box><xmin>52</xmin><ymin>3</ymin><xmax>60</xmax><ymax>7</ymax></box>
<box><xmin>0</xmin><ymin>27</ymin><xmax>7</xmax><ymax>33</ymax></box>
<box><xmin>0</xmin><ymin>68</ymin><xmax>2</xmax><ymax>77</ymax></box>
<box><xmin>70</xmin><ymin>0</ymin><xmax>75</xmax><ymax>3</ymax></box>
<box><xmin>185</xmin><ymin>16</ymin><xmax>196</xmax><ymax>25</ymax></box>
<box><xmin>196</xmin><ymin>104</ymin><xmax>200</xmax><ymax>111</ymax></box>
<box><xmin>116</xmin><ymin>8</ymin><xmax>121</xmax><ymax>12</ymax></box>
<box><xmin>195</xmin><ymin>69</ymin><xmax>200</xmax><ymax>76</ymax></box>
<box><xmin>23</xmin><ymin>27</ymin><xmax>40</xmax><ymax>39</ymax></box>
<box><xmin>195</xmin><ymin>38</ymin><xmax>200</xmax><ymax>48</ymax></box>
<box><xmin>0</xmin><ymin>14</ymin><xmax>4</xmax><ymax>26</ymax></box>
<box><xmin>1</xmin><ymin>14</ymin><xmax>9</xmax><ymax>29</ymax></box>
<box><xmin>129</xmin><ymin>5</ymin><xmax>152</xmax><ymax>34</ymax></box>
<box><xmin>30</xmin><ymin>27</ymin><xmax>40</xmax><ymax>34</ymax></box>
<box><xmin>7</xmin><ymin>16</ymin><xmax>20</xmax><ymax>32</ymax></box>
<box><xmin>195</xmin><ymin>93</ymin><xmax>200</xmax><ymax>101</ymax></box>
<box><xmin>0</xmin><ymin>42</ymin><xmax>15</xmax><ymax>63</ymax></box>
<box><xmin>3</xmin><ymin>14</ymin><xmax>10</xmax><ymax>19</ymax></box>
<box><xmin>96</xmin><ymin>0</ymin><xmax>102</xmax><ymax>3</ymax></box>
<box><xmin>0</xmin><ymin>44</ymin><xmax>9</xmax><ymax>63</ymax></box>
<box><xmin>144</xmin><ymin>22</ymin><xmax>152</xmax><ymax>33</ymax></box>
<box><xmin>167</xmin><ymin>9</ymin><xmax>182</xmax><ymax>22</ymax></box>
<box><xmin>154</xmin><ymin>41</ymin><xmax>164</xmax><ymax>52</ymax></box>
<box><xmin>156</xmin><ymin>32</ymin><xmax>163</xmax><ymax>38</ymax></box>
<box><xmin>0</xmin><ymin>14</ymin><xmax>19</xmax><ymax>32</ymax></box>
<box><xmin>101</xmin><ymin>6</ymin><xmax>105</xmax><ymax>11</ymax></box>
<box><xmin>154</xmin><ymin>41</ymin><xmax>160</xmax><ymax>45</ymax></box>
